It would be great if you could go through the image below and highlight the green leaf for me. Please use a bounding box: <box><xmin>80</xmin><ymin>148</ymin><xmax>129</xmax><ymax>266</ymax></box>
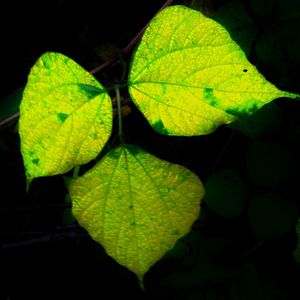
<box><xmin>251</xmin><ymin>0</ymin><xmax>275</xmax><ymax>19</ymax></box>
<box><xmin>229</xmin><ymin>103</ymin><xmax>283</xmax><ymax>139</ymax></box>
<box><xmin>204</xmin><ymin>169</ymin><xmax>248</xmax><ymax>218</ymax></box>
<box><xmin>275</xmin><ymin>0</ymin><xmax>300</xmax><ymax>20</ymax></box>
<box><xmin>19</xmin><ymin>52</ymin><xmax>112</xmax><ymax>181</ymax></box>
<box><xmin>246</xmin><ymin>141</ymin><xmax>296</xmax><ymax>187</ymax></box>
<box><xmin>69</xmin><ymin>144</ymin><xmax>204</xmax><ymax>281</ymax></box>
<box><xmin>128</xmin><ymin>5</ymin><xmax>298</xmax><ymax>136</ymax></box>
<box><xmin>254</xmin><ymin>17</ymin><xmax>300</xmax><ymax>88</ymax></box>
<box><xmin>248</xmin><ymin>192</ymin><xmax>298</xmax><ymax>240</ymax></box>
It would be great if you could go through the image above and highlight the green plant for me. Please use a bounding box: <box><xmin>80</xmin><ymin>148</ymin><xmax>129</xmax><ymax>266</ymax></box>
<box><xmin>16</xmin><ymin>4</ymin><xmax>299</xmax><ymax>286</ymax></box>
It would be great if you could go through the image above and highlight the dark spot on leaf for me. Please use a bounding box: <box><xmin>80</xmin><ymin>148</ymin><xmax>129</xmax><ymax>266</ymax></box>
<box><xmin>57</xmin><ymin>113</ymin><xmax>68</xmax><ymax>122</ymax></box>
<box><xmin>226</xmin><ymin>108</ymin><xmax>245</xmax><ymax>117</ymax></box>
<box><xmin>161</xmin><ymin>83</ymin><xmax>167</xmax><ymax>93</ymax></box>
<box><xmin>204</xmin><ymin>88</ymin><xmax>213</xmax><ymax>95</ymax></box>
<box><xmin>126</xmin><ymin>144</ymin><xmax>142</xmax><ymax>156</ymax></box>
<box><xmin>171</xmin><ymin>229</ymin><xmax>180</xmax><ymax>236</ymax></box>
<box><xmin>203</xmin><ymin>88</ymin><xmax>218</xmax><ymax>106</ymax></box>
<box><xmin>243</xmin><ymin>69</ymin><xmax>248</xmax><ymax>72</ymax></box>
<box><xmin>226</xmin><ymin>102</ymin><xmax>259</xmax><ymax>118</ymax></box>
<box><xmin>153</xmin><ymin>120</ymin><xmax>168</xmax><ymax>134</ymax></box>
<box><xmin>78</xmin><ymin>84</ymin><xmax>102</xmax><ymax>98</ymax></box>
<box><xmin>129</xmin><ymin>204</ymin><xmax>133</xmax><ymax>210</ymax></box>
<box><xmin>32</xmin><ymin>158</ymin><xmax>40</xmax><ymax>165</ymax></box>
<box><xmin>248</xmin><ymin>103</ymin><xmax>259</xmax><ymax>114</ymax></box>
<box><xmin>131</xmin><ymin>222</ymin><xmax>136</xmax><ymax>226</ymax></box>
<box><xmin>42</xmin><ymin>56</ymin><xmax>52</xmax><ymax>69</ymax></box>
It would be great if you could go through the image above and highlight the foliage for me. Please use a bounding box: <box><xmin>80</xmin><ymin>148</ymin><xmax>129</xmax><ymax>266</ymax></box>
<box><xmin>70</xmin><ymin>144</ymin><xmax>203</xmax><ymax>281</ymax></box>
<box><xmin>19</xmin><ymin>53</ymin><xmax>112</xmax><ymax>182</ymax></box>
<box><xmin>17</xmin><ymin>5</ymin><xmax>300</xmax><ymax>282</ymax></box>
<box><xmin>1</xmin><ymin>1</ymin><xmax>300</xmax><ymax>297</ymax></box>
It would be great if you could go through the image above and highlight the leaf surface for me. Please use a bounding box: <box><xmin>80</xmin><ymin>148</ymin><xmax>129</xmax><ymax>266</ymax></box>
<box><xmin>19</xmin><ymin>52</ymin><xmax>112</xmax><ymax>181</ymax></box>
<box><xmin>69</xmin><ymin>144</ymin><xmax>204</xmax><ymax>280</ymax></box>
<box><xmin>128</xmin><ymin>5</ymin><xmax>298</xmax><ymax>136</ymax></box>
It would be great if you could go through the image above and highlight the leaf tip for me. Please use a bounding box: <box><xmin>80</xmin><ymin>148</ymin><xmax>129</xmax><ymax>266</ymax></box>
<box><xmin>137</xmin><ymin>274</ymin><xmax>145</xmax><ymax>291</ymax></box>
<box><xmin>26</xmin><ymin>177</ymin><xmax>32</xmax><ymax>193</ymax></box>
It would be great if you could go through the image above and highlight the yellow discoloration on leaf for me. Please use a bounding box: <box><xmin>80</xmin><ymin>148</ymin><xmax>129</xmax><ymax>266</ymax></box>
<box><xmin>69</xmin><ymin>144</ymin><xmax>204</xmax><ymax>281</ymax></box>
<box><xmin>128</xmin><ymin>5</ymin><xmax>298</xmax><ymax>136</ymax></box>
<box><xmin>19</xmin><ymin>52</ymin><xmax>112</xmax><ymax>181</ymax></box>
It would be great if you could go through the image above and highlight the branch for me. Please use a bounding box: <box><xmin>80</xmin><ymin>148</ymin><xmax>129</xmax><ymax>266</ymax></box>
<box><xmin>234</xmin><ymin>240</ymin><xmax>265</xmax><ymax>263</ymax></box>
<box><xmin>0</xmin><ymin>0</ymin><xmax>174</xmax><ymax>127</ymax></box>
<box><xmin>0</xmin><ymin>112</ymin><xmax>20</xmax><ymax>127</ymax></box>
<box><xmin>90</xmin><ymin>0</ymin><xmax>174</xmax><ymax>74</ymax></box>
<box><xmin>1</xmin><ymin>228</ymin><xmax>88</xmax><ymax>250</ymax></box>
<box><xmin>122</xmin><ymin>0</ymin><xmax>174</xmax><ymax>55</ymax></box>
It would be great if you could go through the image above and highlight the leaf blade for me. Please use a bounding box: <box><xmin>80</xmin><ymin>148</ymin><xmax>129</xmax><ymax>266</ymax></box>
<box><xmin>69</xmin><ymin>144</ymin><xmax>204</xmax><ymax>280</ymax></box>
<box><xmin>128</xmin><ymin>5</ymin><xmax>298</xmax><ymax>136</ymax></box>
<box><xmin>19</xmin><ymin>52</ymin><xmax>112</xmax><ymax>181</ymax></box>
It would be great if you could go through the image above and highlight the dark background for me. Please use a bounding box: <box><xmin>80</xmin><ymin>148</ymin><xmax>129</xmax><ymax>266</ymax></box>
<box><xmin>0</xmin><ymin>0</ymin><xmax>300</xmax><ymax>299</ymax></box>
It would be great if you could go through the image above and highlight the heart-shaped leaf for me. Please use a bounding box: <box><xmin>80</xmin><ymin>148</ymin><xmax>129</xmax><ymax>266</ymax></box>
<box><xmin>248</xmin><ymin>192</ymin><xmax>298</xmax><ymax>240</ymax></box>
<box><xmin>69</xmin><ymin>144</ymin><xmax>204</xmax><ymax>281</ymax></box>
<box><xmin>204</xmin><ymin>169</ymin><xmax>248</xmax><ymax>218</ymax></box>
<box><xmin>19</xmin><ymin>52</ymin><xmax>112</xmax><ymax>182</ymax></box>
<box><xmin>128</xmin><ymin>5</ymin><xmax>298</xmax><ymax>136</ymax></box>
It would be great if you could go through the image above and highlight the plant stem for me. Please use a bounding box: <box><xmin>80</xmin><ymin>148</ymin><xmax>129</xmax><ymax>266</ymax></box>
<box><xmin>235</xmin><ymin>240</ymin><xmax>265</xmax><ymax>263</ymax></box>
<box><xmin>0</xmin><ymin>112</ymin><xmax>20</xmax><ymax>127</ymax></box>
<box><xmin>1</xmin><ymin>229</ymin><xmax>88</xmax><ymax>250</ymax></box>
<box><xmin>73</xmin><ymin>165</ymin><xmax>80</xmax><ymax>178</ymax></box>
<box><xmin>123</xmin><ymin>0</ymin><xmax>174</xmax><ymax>55</ymax></box>
<box><xmin>0</xmin><ymin>0</ymin><xmax>175</xmax><ymax>127</ymax></box>
<box><xmin>115</xmin><ymin>86</ymin><xmax>124</xmax><ymax>143</ymax></box>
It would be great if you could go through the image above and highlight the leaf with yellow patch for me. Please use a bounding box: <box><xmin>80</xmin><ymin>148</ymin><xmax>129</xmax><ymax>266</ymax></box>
<box><xmin>19</xmin><ymin>52</ymin><xmax>112</xmax><ymax>182</ymax></box>
<box><xmin>128</xmin><ymin>5</ymin><xmax>299</xmax><ymax>136</ymax></box>
<box><xmin>69</xmin><ymin>144</ymin><xmax>204</xmax><ymax>282</ymax></box>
